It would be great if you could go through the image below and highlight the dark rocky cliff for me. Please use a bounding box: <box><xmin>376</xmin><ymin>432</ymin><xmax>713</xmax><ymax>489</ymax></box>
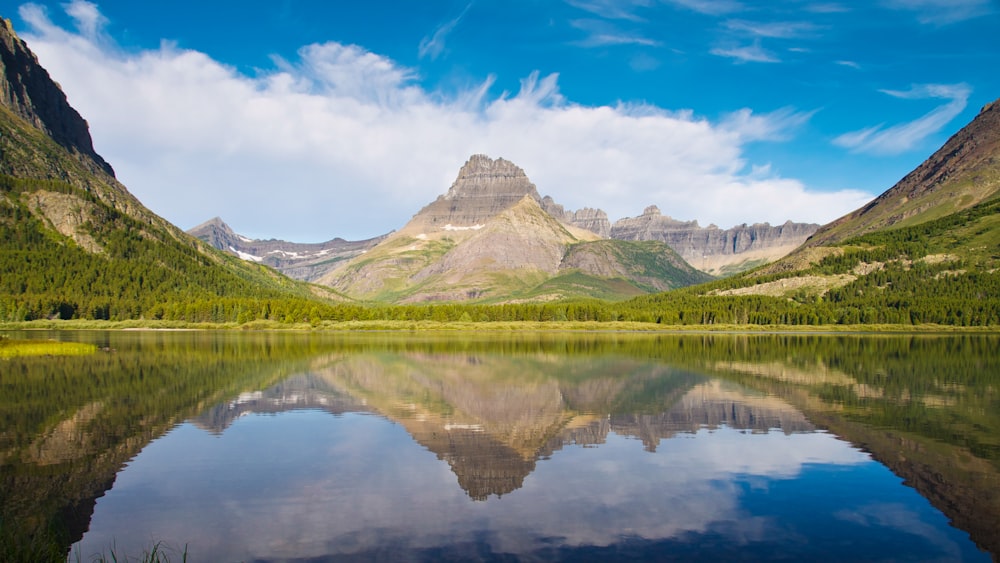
<box><xmin>0</xmin><ymin>18</ymin><xmax>114</xmax><ymax>176</ymax></box>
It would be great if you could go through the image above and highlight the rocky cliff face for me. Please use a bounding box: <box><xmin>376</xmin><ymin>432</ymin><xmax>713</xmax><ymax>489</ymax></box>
<box><xmin>188</xmin><ymin>217</ymin><xmax>388</xmax><ymax>282</ymax></box>
<box><xmin>405</xmin><ymin>154</ymin><xmax>543</xmax><ymax>231</ymax></box>
<box><xmin>541</xmin><ymin>196</ymin><xmax>611</xmax><ymax>237</ymax></box>
<box><xmin>610</xmin><ymin>205</ymin><xmax>819</xmax><ymax>275</ymax></box>
<box><xmin>0</xmin><ymin>18</ymin><xmax>113</xmax><ymax>176</ymax></box>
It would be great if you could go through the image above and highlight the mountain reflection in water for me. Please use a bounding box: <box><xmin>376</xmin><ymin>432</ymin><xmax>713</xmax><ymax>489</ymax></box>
<box><xmin>192</xmin><ymin>359</ymin><xmax>816</xmax><ymax>501</ymax></box>
<box><xmin>1</xmin><ymin>332</ymin><xmax>996</xmax><ymax>562</ymax></box>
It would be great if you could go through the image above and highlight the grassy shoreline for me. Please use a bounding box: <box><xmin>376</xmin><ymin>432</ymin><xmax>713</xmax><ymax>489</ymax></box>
<box><xmin>0</xmin><ymin>319</ymin><xmax>997</xmax><ymax>333</ymax></box>
<box><xmin>0</xmin><ymin>337</ymin><xmax>98</xmax><ymax>357</ymax></box>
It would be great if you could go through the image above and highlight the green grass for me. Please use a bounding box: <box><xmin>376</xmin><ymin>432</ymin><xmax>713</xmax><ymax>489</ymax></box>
<box><xmin>0</xmin><ymin>338</ymin><xmax>96</xmax><ymax>358</ymax></box>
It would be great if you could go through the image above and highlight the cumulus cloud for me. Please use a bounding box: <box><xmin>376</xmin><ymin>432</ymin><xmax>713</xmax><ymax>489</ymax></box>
<box><xmin>18</xmin><ymin>1</ymin><xmax>869</xmax><ymax>241</ymax></box>
<box><xmin>833</xmin><ymin>83</ymin><xmax>971</xmax><ymax>155</ymax></box>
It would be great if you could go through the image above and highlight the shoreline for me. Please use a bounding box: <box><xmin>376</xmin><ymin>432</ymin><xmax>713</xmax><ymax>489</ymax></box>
<box><xmin>1</xmin><ymin>319</ymin><xmax>997</xmax><ymax>334</ymax></box>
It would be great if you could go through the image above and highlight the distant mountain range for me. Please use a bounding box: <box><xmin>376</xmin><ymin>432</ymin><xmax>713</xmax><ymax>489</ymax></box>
<box><xmin>314</xmin><ymin>155</ymin><xmax>717</xmax><ymax>302</ymax></box>
<box><xmin>192</xmin><ymin>163</ymin><xmax>820</xmax><ymax>285</ymax></box>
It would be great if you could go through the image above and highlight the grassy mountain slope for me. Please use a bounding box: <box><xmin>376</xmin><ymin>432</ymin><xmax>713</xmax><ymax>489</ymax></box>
<box><xmin>804</xmin><ymin>99</ymin><xmax>1000</xmax><ymax>249</ymax></box>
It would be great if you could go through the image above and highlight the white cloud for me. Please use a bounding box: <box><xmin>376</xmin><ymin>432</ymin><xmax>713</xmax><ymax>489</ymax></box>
<box><xmin>833</xmin><ymin>83</ymin><xmax>971</xmax><ymax>155</ymax></box>
<box><xmin>723</xmin><ymin>19</ymin><xmax>819</xmax><ymax>39</ymax></box>
<box><xmin>720</xmin><ymin>106</ymin><xmax>816</xmax><ymax>142</ymax></box>
<box><xmin>664</xmin><ymin>0</ymin><xmax>745</xmax><ymax>16</ymax></box>
<box><xmin>834</xmin><ymin>59</ymin><xmax>862</xmax><ymax>70</ymax></box>
<box><xmin>570</xmin><ymin>19</ymin><xmax>662</xmax><ymax>47</ymax></box>
<box><xmin>566</xmin><ymin>0</ymin><xmax>653</xmax><ymax>21</ymax></box>
<box><xmin>19</xmin><ymin>2</ymin><xmax>869</xmax><ymax>241</ymax></box>
<box><xmin>63</xmin><ymin>0</ymin><xmax>107</xmax><ymax>41</ymax></box>
<box><xmin>881</xmin><ymin>0</ymin><xmax>994</xmax><ymax>24</ymax></box>
<box><xmin>710</xmin><ymin>39</ymin><xmax>780</xmax><ymax>63</ymax></box>
<box><xmin>418</xmin><ymin>3</ymin><xmax>473</xmax><ymax>61</ymax></box>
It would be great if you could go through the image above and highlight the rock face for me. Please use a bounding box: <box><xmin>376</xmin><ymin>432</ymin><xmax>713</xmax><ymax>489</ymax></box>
<box><xmin>610</xmin><ymin>205</ymin><xmax>819</xmax><ymax>275</ymax></box>
<box><xmin>541</xmin><ymin>196</ymin><xmax>611</xmax><ymax>237</ymax></box>
<box><xmin>318</xmin><ymin>154</ymin><xmax>709</xmax><ymax>302</ymax></box>
<box><xmin>0</xmin><ymin>18</ymin><xmax>113</xmax><ymax>176</ymax></box>
<box><xmin>407</xmin><ymin>154</ymin><xmax>541</xmax><ymax>229</ymax></box>
<box><xmin>188</xmin><ymin>217</ymin><xmax>388</xmax><ymax>282</ymax></box>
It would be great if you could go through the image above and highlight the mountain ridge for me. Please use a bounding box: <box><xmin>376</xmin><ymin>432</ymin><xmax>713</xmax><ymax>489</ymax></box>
<box><xmin>802</xmin><ymin>98</ymin><xmax>1000</xmax><ymax>249</ymax></box>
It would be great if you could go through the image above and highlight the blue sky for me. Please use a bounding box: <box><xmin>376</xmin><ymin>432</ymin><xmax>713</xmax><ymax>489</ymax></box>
<box><xmin>7</xmin><ymin>0</ymin><xmax>999</xmax><ymax>241</ymax></box>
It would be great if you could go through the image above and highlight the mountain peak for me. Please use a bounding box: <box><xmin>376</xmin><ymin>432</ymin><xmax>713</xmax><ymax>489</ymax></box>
<box><xmin>0</xmin><ymin>18</ymin><xmax>114</xmax><ymax>177</ymax></box>
<box><xmin>399</xmin><ymin>154</ymin><xmax>543</xmax><ymax>233</ymax></box>
<box><xmin>443</xmin><ymin>154</ymin><xmax>540</xmax><ymax>201</ymax></box>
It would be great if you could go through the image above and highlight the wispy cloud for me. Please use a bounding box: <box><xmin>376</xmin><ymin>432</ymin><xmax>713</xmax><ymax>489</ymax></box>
<box><xmin>710</xmin><ymin>39</ymin><xmax>779</xmax><ymax>63</ymax></box>
<box><xmin>418</xmin><ymin>2</ymin><xmax>473</xmax><ymax>60</ymax></box>
<box><xmin>833</xmin><ymin>83</ymin><xmax>971</xmax><ymax>155</ymax></box>
<box><xmin>18</xmin><ymin>1</ymin><xmax>869</xmax><ymax>241</ymax></box>
<box><xmin>721</xmin><ymin>107</ymin><xmax>817</xmax><ymax>142</ymax></box>
<box><xmin>664</xmin><ymin>0</ymin><xmax>744</xmax><ymax>16</ymax></box>
<box><xmin>565</xmin><ymin>0</ymin><xmax>652</xmax><ymax>21</ymax></box>
<box><xmin>806</xmin><ymin>3</ymin><xmax>850</xmax><ymax>13</ymax></box>
<box><xmin>723</xmin><ymin>19</ymin><xmax>819</xmax><ymax>39</ymax></box>
<box><xmin>881</xmin><ymin>0</ymin><xmax>993</xmax><ymax>24</ymax></box>
<box><xmin>570</xmin><ymin>19</ymin><xmax>662</xmax><ymax>47</ymax></box>
<box><xmin>834</xmin><ymin>60</ymin><xmax>862</xmax><ymax>70</ymax></box>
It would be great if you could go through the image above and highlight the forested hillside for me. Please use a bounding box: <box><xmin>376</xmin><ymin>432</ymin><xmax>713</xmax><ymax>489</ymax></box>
<box><xmin>0</xmin><ymin>175</ymin><xmax>347</xmax><ymax>322</ymax></box>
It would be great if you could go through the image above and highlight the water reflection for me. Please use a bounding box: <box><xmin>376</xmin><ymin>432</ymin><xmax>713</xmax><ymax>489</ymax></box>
<box><xmin>1</xmin><ymin>331</ymin><xmax>996</xmax><ymax>561</ymax></box>
<box><xmin>190</xmin><ymin>360</ymin><xmax>819</xmax><ymax>502</ymax></box>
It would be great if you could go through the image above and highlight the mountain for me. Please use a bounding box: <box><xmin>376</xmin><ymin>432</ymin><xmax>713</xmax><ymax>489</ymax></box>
<box><xmin>188</xmin><ymin>217</ymin><xmax>387</xmax><ymax>282</ymax></box>
<box><xmin>804</xmin><ymin>98</ymin><xmax>1000</xmax><ymax>249</ymax></box>
<box><xmin>317</xmin><ymin>155</ymin><xmax>711</xmax><ymax>302</ymax></box>
<box><xmin>623</xmin><ymin>97</ymin><xmax>1000</xmax><ymax>327</ymax></box>
<box><xmin>609</xmin><ymin>205</ymin><xmax>819</xmax><ymax>276</ymax></box>
<box><xmin>0</xmin><ymin>19</ymin><xmax>342</xmax><ymax>322</ymax></box>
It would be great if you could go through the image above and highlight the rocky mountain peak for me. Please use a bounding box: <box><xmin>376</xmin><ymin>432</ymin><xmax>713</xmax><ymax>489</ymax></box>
<box><xmin>643</xmin><ymin>205</ymin><xmax>661</xmax><ymax>216</ymax></box>
<box><xmin>0</xmin><ymin>19</ymin><xmax>114</xmax><ymax>177</ymax></box>
<box><xmin>400</xmin><ymin>154</ymin><xmax>545</xmax><ymax>233</ymax></box>
<box><xmin>443</xmin><ymin>154</ymin><xmax>540</xmax><ymax>201</ymax></box>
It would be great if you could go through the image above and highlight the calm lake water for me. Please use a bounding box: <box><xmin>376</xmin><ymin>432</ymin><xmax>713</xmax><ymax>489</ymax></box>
<box><xmin>1</xmin><ymin>331</ymin><xmax>998</xmax><ymax>562</ymax></box>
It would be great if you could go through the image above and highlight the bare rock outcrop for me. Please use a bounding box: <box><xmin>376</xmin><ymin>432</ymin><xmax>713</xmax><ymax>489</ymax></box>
<box><xmin>610</xmin><ymin>205</ymin><xmax>819</xmax><ymax>275</ymax></box>
<box><xmin>541</xmin><ymin>196</ymin><xmax>611</xmax><ymax>237</ymax></box>
<box><xmin>406</xmin><ymin>154</ymin><xmax>543</xmax><ymax>231</ymax></box>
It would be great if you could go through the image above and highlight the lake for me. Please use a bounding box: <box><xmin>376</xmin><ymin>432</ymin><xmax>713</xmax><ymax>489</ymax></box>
<box><xmin>1</xmin><ymin>330</ymin><xmax>998</xmax><ymax>562</ymax></box>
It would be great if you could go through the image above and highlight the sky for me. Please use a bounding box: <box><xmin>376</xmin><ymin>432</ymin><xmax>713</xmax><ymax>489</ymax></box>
<box><xmin>6</xmin><ymin>0</ymin><xmax>1000</xmax><ymax>242</ymax></box>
